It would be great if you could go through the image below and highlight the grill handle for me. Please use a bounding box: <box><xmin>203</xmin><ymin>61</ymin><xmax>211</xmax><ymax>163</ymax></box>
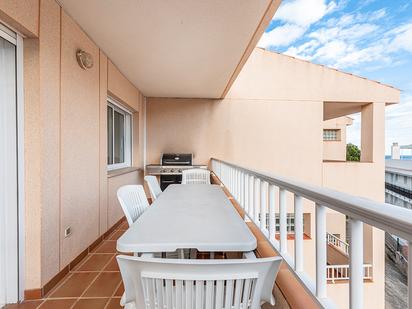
<box><xmin>162</xmin><ymin>160</ymin><xmax>191</xmax><ymax>165</ymax></box>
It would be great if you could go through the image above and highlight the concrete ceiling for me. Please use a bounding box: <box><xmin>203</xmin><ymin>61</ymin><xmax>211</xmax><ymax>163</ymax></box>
<box><xmin>58</xmin><ymin>0</ymin><xmax>280</xmax><ymax>99</ymax></box>
<box><xmin>324</xmin><ymin>102</ymin><xmax>370</xmax><ymax>120</ymax></box>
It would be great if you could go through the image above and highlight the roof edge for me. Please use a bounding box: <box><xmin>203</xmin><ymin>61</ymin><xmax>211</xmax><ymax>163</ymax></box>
<box><xmin>256</xmin><ymin>47</ymin><xmax>401</xmax><ymax>92</ymax></box>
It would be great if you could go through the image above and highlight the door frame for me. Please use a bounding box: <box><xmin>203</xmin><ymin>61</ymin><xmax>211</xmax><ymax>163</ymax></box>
<box><xmin>0</xmin><ymin>22</ymin><xmax>25</xmax><ymax>304</ymax></box>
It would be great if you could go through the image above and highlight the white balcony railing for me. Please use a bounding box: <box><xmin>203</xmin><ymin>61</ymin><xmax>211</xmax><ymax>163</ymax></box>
<box><xmin>327</xmin><ymin>264</ymin><xmax>373</xmax><ymax>283</ymax></box>
<box><xmin>210</xmin><ymin>158</ymin><xmax>412</xmax><ymax>309</ymax></box>
<box><xmin>327</xmin><ymin>232</ymin><xmax>349</xmax><ymax>255</ymax></box>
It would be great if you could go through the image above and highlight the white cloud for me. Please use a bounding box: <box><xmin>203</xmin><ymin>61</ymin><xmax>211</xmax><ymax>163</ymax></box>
<box><xmin>282</xmin><ymin>9</ymin><xmax>411</xmax><ymax>70</ymax></box>
<box><xmin>274</xmin><ymin>0</ymin><xmax>338</xmax><ymax>27</ymax></box>
<box><xmin>388</xmin><ymin>23</ymin><xmax>412</xmax><ymax>53</ymax></box>
<box><xmin>258</xmin><ymin>24</ymin><xmax>306</xmax><ymax>48</ymax></box>
<box><xmin>285</xmin><ymin>39</ymin><xmax>320</xmax><ymax>58</ymax></box>
<box><xmin>311</xmin><ymin>40</ymin><xmax>349</xmax><ymax>62</ymax></box>
<box><xmin>258</xmin><ymin>0</ymin><xmax>339</xmax><ymax>49</ymax></box>
<box><xmin>385</xmin><ymin>95</ymin><xmax>412</xmax><ymax>154</ymax></box>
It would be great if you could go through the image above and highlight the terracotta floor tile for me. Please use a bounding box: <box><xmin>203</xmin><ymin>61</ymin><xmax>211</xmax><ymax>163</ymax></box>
<box><xmin>75</xmin><ymin>254</ymin><xmax>113</xmax><ymax>271</ymax></box>
<box><xmin>92</xmin><ymin>241</ymin><xmax>117</xmax><ymax>253</ymax></box>
<box><xmin>114</xmin><ymin>282</ymin><xmax>124</xmax><ymax>297</ymax></box>
<box><xmin>117</xmin><ymin>221</ymin><xmax>128</xmax><ymax>230</ymax></box>
<box><xmin>49</xmin><ymin>272</ymin><xmax>98</xmax><ymax>298</ymax></box>
<box><xmin>71</xmin><ymin>298</ymin><xmax>109</xmax><ymax>309</ymax></box>
<box><xmin>103</xmin><ymin>256</ymin><xmax>120</xmax><ymax>271</ymax></box>
<box><xmin>38</xmin><ymin>299</ymin><xmax>76</xmax><ymax>309</ymax></box>
<box><xmin>83</xmin><ymin>272</ymin><xmax>121</xmax><ymax>297</ymax></box>
<box><xmin>107</xmin><ymin>230</ymin><xmax>124</xmax><ymax>241</ymax></box>
<box><xmin>4</xmin><ymin>301</ymin><xmax>42</xmax><ymax>309</ymax></box>
<box><xmin>106</xmin><ymin>298</ymin><xmax>123</xmax><ymax>309</ymax></box>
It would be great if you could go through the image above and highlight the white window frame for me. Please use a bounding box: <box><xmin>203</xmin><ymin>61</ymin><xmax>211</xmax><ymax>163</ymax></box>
<box><xmin>107</xmin><ymin>97</ymin><xmax>133</xmax><ymax>171</ymax></box>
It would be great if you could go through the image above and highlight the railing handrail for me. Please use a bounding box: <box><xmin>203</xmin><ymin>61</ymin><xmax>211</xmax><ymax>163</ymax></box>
<box><xmin>326</xmin><ymin>264</ymin><xmax>373</xmax><ymax>269</ymax></box>
<box><xmin>327</xmin><ymin>264</ymin><xmax>373</xmax><ymax>282</ymax></box>
<box><xmin>211</xmin><ymin>158</ymin><xmax>412</xmax><ymax>242</ymax></box>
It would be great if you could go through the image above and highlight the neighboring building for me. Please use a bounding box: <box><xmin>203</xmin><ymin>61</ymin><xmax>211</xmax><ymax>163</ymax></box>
<box><xmin>384</xmin><ymin>158</ymin><xmax>411</xmax><ymax>295</ymax></box>
<box><xmin>391</xmin><ymin>143</ymin><xmax>401</xmax><ymax>160</ymax></box>
<box><xmin>323</xmin><ymin>116</ymin><xmax>353</xmax><ymax>162</ymax></box>
<box><xmin>386</xmin><ymin>159</ymin><xmax>412</xmax><ymax>209</ymax></box>
<box><xmin>0</xmin><ymin>2</ymin><xmax>405</xmax><ymax>309</ymax></box>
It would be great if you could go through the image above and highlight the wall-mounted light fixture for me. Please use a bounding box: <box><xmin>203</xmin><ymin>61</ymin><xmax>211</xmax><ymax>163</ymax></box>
<box><xmin>76</xmin><ymin>49</ymin><xmax>93</xmax><ymax>69</ymax></box>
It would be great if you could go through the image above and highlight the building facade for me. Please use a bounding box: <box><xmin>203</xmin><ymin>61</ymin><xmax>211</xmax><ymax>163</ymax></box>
<box><xmin>386</xmin><ymin>159</ymin><xmax>412</xmax><ymax>209</ymax></box>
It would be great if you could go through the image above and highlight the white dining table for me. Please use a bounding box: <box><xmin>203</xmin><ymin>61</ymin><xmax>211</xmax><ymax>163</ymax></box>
<box><xmin>116</xmin><ymin>184</ymin><xmax>257</xmax><ymax>253</ymax></box>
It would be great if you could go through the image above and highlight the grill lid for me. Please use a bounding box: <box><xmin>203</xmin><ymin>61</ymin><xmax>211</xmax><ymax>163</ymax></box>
<box><xmin>161</xmin><ymin>153</ymin><xmax>193</xmax><ymax>165</ymax></box>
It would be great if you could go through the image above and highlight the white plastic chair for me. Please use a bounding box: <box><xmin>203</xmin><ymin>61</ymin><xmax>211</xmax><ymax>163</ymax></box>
<box><xmin>117</xmin><ymin>185</ymin><xmax>149</xmax><ymax>227</ymax></box>
<box><xmin>117</xmin><ymin>254</ymin><xmax>282</xmax><ymax>309</ymax></box>
<box><xmin>144</xmin><ymin>175</ymin><xmax>162</xmax><ymax>201</ymax></box>
<box><xmin>181</xmin><ymin>168</ymin><xmax>211</xmax><ymax>185</ymax></box>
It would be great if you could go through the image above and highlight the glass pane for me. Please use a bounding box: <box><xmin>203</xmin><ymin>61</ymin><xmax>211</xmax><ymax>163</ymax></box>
<box><xmin>107</xmin><ymin>106</ymin><xmax>113</xmax><ymax>164</ymax></box>
<box><xmin>114</xmin><ymin>110</ymin><xmax>125</xmax><ymax>164</ymax></box>
<box><xmin>323</xmin><ymin>129</ymin><xmax>338</xmax><ymax>141</ymax></box>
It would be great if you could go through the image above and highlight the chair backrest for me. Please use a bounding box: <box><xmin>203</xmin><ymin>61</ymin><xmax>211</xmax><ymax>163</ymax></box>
<box><xmin>144</xmin><ymin>175</ymin><xmax>162</xmax><ymax>201</ymax></box>
<box><xmin>181</xmin><ymin>169</ymin><xmax>211</xmax><ymax>185</ymax></box>
<box><xmin>117</xmin><ymin>185</ymin><xmax>149</xmax><ymax>227</ymax></box>
<box><xmin>117</xmin><ymin>255</ymin><xmax>282</xmax><ymax>309</ymax></box>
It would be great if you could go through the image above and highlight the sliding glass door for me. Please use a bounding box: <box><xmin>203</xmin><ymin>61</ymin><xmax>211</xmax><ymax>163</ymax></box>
<box><xmin>0</xmin><ymin>25</ymin><xmax>19</xmax><ymax>306</ymax></box>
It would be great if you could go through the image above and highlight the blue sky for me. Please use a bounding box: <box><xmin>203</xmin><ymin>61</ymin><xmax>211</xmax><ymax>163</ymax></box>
<box><xmin>258</xmin><ymin>0</ymin><xmax>412</xmax><ymax>155</ymax></box>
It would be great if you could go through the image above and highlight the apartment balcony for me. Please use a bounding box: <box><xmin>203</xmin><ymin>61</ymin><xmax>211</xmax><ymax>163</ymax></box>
<box><xmin>6</xmin><ymin>157</ymin><xmax>412</xmax><ymax>309</ymax></box>
<box><xmin>0</xmin><ymin>1</ymin><xmax>406</xmax><ymax>309</ymax></box>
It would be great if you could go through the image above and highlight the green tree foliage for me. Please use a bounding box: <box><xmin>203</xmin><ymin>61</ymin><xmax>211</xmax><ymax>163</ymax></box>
<box><xmin>346</xmin><ymin>143</ymin><xmax>361</xmax><ymax>161</ymax></box>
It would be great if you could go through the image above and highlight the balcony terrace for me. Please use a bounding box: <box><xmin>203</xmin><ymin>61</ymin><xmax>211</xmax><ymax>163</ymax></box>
<box><xmin>0</xmin><ymin>1</ymin><xmax>406</xmax><ymax>309</ymax></box>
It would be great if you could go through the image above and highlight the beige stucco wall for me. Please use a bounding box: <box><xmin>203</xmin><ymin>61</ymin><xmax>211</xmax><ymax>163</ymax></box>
<box><xmin>23</xmin><ymin>38</ymin><xmax>42</xmax><ymax>290</ymax></box>
<box><xmin>227</xmin><ymin>48</ymin><xmax>399</xmax><ymax>104</ymax></box>
<box><xmin>147</xmin><ymin>98</ymin><xmax>324</xmax><ymax>185</ymax></box>
<box><xmin>108</xmin><ymin>60</ymin><xmax>140</xmax><ymax>111</ymax></box>
<box><xmin>0</xmin><ymin>0</ymin><xmax>39</xmax><ymax>37</ymax></box>
<box><xmin>60</xmin><ymin>10</ymin><xmax>101</xmax><ymax>267</ymax></box>
<box><xmin>39</xmin><ymin>0</ymin><xmax>61</xmax><ymax>287</ymax></box>
<box><xmin>2</xmin><ymin>1</ymin><xmax>144</xmax><ymax>289</ymax></box>
<box><xmin>323</xmin><ymin>117</ymin><xmax>352</xmax><ymax>161</ymax></box>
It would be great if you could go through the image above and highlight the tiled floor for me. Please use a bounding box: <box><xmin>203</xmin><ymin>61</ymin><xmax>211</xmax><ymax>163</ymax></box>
<box><xmin>5</xmin><ymin>221</ymin><xmax>129</xmax><ymax>309</ymax></box>
<box><xmin>5</xmin><ymin>219</ymin><xmax>289</xmax><ymax>309</ymax></box>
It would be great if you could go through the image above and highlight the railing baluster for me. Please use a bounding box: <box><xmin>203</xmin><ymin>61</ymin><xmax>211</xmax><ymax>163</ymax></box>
<box><xmin>249</xmin><ymin>176</ymin><xmax>254</xmax><ymax>218</ymax></box>
<box><xmin>209</xmin><ymin>158</ymin><xmax>411</xmax><ymax>309</ymax></box>
<box><xmin>260</xmin><ymin>181</ymin><xmax>268</xmax><ymax>230</ymax></box>
<box><xmin>230</xmin><ymin>167</ymin><xmax>233</xmax><ymax>193</ymax></box>
<box><xmin>232</xmin><ymin>167</ymin><xmax>235</xmax><ymax>194</ymax></box>
<box><xmin>234</xmin><ymin>169</ymin><xmax>237</xmax><ymax>198</ymax></box>
<box><xmin>279</xmin><ymin>188</ymin><xmax>287</xmax><ymax>254</ymax></box>
<box><xmin>409</xmin><ymin>242</ymin><xmax>412</xmax><ymax>309</ymax></box>
<box><xmin>254</xmin><ymin>178</ymin><xmax>261</xmax><ymax>223</ymax></box>
<box><xmin>238</xmin><ymin>171</ymin><xmax>242</xmax><ymax>203</ymax></box>
<box><xmin>237</xmin><ymin>169</ymin><xmax>240</xmax><ymax>200</ymax></box>
<box><xmin>244</xmin><ymin>174</ymin><xmax>249</xmax><ymax>213</ymax></box>
<box><xmin>316</xmin><ymin>203</ymin><xmax>327</xmax><ymax>299</ymax></box>
<box><xmin>269</xmin><ymin>185</ymin><xmax>276</xmax><ymax>241</ymax></box>
<box><xmin>240</xmin><ymin>171</ymin><xmax>244</xmax><ymax>207</ymax></box>
<box><xmin>294</xmin><ymin>194</ymin><xmax>303</xmax><ymax>272</ymax></box>
<box><xmin>349</xmin><ymin>218</ymin><xmax>363</xmax><ymax>309</ymax></box>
